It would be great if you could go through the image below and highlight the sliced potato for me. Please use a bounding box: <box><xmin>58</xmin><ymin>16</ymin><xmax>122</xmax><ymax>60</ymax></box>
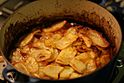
<box><xmin>44</xmin><ymin>33</ymin><xmax>62</xmax><ymax>47</ymax></box>
<box><xmin>20</xmin><ymin>45</ymin><xmax>30</xmax><ymax>54</ymax></box>
<box><xmin>75</xmin><ymin>52</ymin><xmax>91</xmax><ymax>63</ymax></box>
<box><xmin>88</xmin><ymin>51</ymin><xmax>98</xmax><ymax>59</ymax></box>
<box><xmin>70</xmin><ymin>58</ymin><xmax>86</xmax><ymax>73</ymax></box>
<box><xmin>28</xmin><ymin>48</ymin><xmax>52</xmax><ymax>61</ymax></box>
<box><xmin>79</xmin><ymin>34</ymin><xmax>92</xmax><ymax>47</ymax></box>
<box><xmin>25</xmin><ymin>57</ymin><xmax>38</xmax><ymax>73</ymax></box>
<box><xmin>86</xmin><ymin>59</ymin><xmax>97</xmax><ymax>73</ymax></box>
<box><xmin>56</xmin><ymin>47</ymin><xmax>77</xmax><ymax>65</ymax></box>
<box><xmin>36</xmin><ymin>49</ymin><xmax>52</xmax><ymax>61</ymax></box>
<box><xmin>100</xmin><ymin>54</ymin><xmax>110</xmax><ymax>67</ymax></box>
<box><xmin>12</xmin><ymin>48</ymin><xmax>24</xmax><ymax>63</ymax></box>
<box><xmin>20</xmin><ymin>30</ymin><xmax>41</xmax><ymax>47</ymax></box>
<box><xmin>42</xmin><ymin>64</ymin><xmax>63</xmax><ymax>79</ymax></box>
<box><xmin>60</xmin><ymin>66</ymin><xmax>74</xmax><ymax>80</ymax></box>
<box><xmin>69</xmin><ymin>72</ymin><xmax>82</xmax><ymax>79</ymax></box>
<box><xmin>43</xmin><ymin>20</ymin><xmax>67</xmax><ymax>32</ymax></box>
<box><xmin>20</xmin><ymin>33</ymin><xmax>34</xmax><ymax>47</ymax></box>
<box><xmin>47</xmin><ymin>48</ymin><xmax>59</xmax><ymax>62</ymax></box>
<box><xmin>32</xmin><ymin>40</ymin><xmax>43</xmax><ymax>48</ymax></box>
<box><xmin>55</xmin><ymin>27</ymin><xmax>78</xmax><ymax>49</ymax></box>
<box><xmin>14</xmin><ymin>62</ymin><xmax>30</xmax><ymax>75</ymax></box>
<box><xmin>87</xmin><ymin>29</ymin><xmax>109</xmax><ymax>48</ymax></box>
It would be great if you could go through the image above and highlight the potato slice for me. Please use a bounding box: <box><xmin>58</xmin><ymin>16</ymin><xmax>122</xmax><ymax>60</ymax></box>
<box><xmin>47</xmin><ymin>48</ymin><xmax>59</xmax><ymax>62</ymax></box>
<box><xmin>75</xmin><ymin>52</ymin><xmax>91</xmax><ymax>63</ymax></box>
<box><xmin>20</xmin><ymin>45</ymin><xmax>30</xmax><ymax>54</ymax></box>
<box><xmin>28</xmin><ymin>48</ymin><xmax>52</xmax><ymax>62</ymax></box>
<box><xmin>56</xmin><ymin>47</ymin><xmax>77</xmax><ymax>65</ymax></box>
<box><xmin>43</xmin><ymin>20</ymin><xmax>67</xmax><ymax>32</ymax></box>
<box><xmin>14</xmin><ymin>62</ymin><xmax>30</xmax><ymax>75</ymax></box>
<box><xmin>25</xmin><ymin>57</ymin><xmax>38</xmax><ymax>73</ymax></box>
<box><xmin>60</xmin><ymin>66</ymin><xmax>74</xmax><ymax>80</ymax></box>
<box><xmin>32</xmin><ymin>40</ymin><xmax>49</xmax><ymax>49</ymax></box>
<box><xmin>85</xmin><ymin>59</ymin><xmax>97</xmax><ymax>74</ymax></box>
<box><xmin>87</xmin><ymin>29</ymin><xmax>109</xmax><ymax>48</ymax></box>
<box><xmin>37</xmin><ymin>49</ymin><xmax>52</xmax><ymax>61</ymax></box>
<box><xmin>20</xmin><ymin>30</ymin><xmax>41</xmax><ymax>47</ymax></box>
<box><xmin>81</xmin><ymin>35</ymin><xmax>92</xmax><ymax>47</ymax></box>
<box><xmin>44</xmin><ymin>33</ymin><xmax>62</xmax><ymax>48</ymax></box>
<box><xmin>11</xmin><ymin>48</ymin><xmax>23</xmax><ymax>63</ymax></box>
<box><xmin>69</xmin><ymin>72</ymin><xmax>82</xmax><ymax>79</ymax></box>
<box><xmin>88</xmin><ymin>51</ymin><xmax>98</xmax><ymax>59</ymax></box>
<box><xmin>42</xmin><ymin>64</ymin><xmax>63</xmax><ymax>79</ymax></box>
<box><xmin>20</xmin><ymin>33</ymin><xmax>34</xmax><ymax>47</ymax></box>
<box><xmin>55</xmin><ymin>27</ymin><xmax>78</xmax><ymax>49</ymax></box>
<box><xmin>70</xmin><ymin>58</ymin><xmax>86</xmax><ymax>73</ymax></box>
<box><xmin>100</xmin><ymin>54</ymin><xmax>110</xmax><ymax>67</ymax></box>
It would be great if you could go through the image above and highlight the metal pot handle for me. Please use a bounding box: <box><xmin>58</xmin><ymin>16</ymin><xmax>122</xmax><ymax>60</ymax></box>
<box><xmin>2</xmin><ymin>64</ymin><xmax>17</xmax><ymax>83</ymax></box>
<box><xmin>112</xmin><ymin>58</ymin><xmax>124</xmax><ymax>83</ymax></box>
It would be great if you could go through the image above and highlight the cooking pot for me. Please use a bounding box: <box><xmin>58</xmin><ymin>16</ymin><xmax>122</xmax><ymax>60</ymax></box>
<box><xmin>0</xmin><ymin>0</ymin><xmax>122</xmax><ymax>83</ymax></box>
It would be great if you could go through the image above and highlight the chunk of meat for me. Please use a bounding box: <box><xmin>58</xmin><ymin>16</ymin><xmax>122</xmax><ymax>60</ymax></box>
<box><xmin>70</xmin><ymin>58</ymin><xmax>86</xmax><ymax>73</ymax></box>
<box><xmin>25</xmin><ymin>57</ymin><xmax>38</xmax><ymax>73</ymax></box>
<box><xmin>42</xmin><ymin>64</ymin><xmax>64</xmax><ymax>79</ymax></box>
<box><xmin>69</xmin><ymin>72</ymin><xmax>82</xmax><ymax>79</ymax></box>
<box><xmin>56</xmin><ymin>47</ymin><xmax>77</xmax><ymax>65</ymax></box>
<box><xmin>60</xmin><ymin>66</ymin><xmax>74</xmax><ymax>80</ymax></box>
<box><xmin>55</xmin><ymin>27</ymin><xmax>78</xmax><ymax>49</ymax></box>
<box><xmin>43</xmin><ymin>20</ymin><xmax>67</xmax><ymax>32</ymax></box>
<box><xmin>87</xmin><ymin>29</ymin><xmax>109</xmax><ymax>48</ymax></box>
<box><xmin>14</xmin><ymin>62</ymin><xmax>30</xmax><ymax>75</ymax></box>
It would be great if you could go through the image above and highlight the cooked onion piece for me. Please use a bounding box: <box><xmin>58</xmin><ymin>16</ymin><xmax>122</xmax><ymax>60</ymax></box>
<box><xmin>56</xmin><ymin>46</ymin><xmax>77</xmax><ymax>65</ymax></box>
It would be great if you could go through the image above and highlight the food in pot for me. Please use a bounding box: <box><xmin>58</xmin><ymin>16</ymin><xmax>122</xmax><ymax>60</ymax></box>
<box><xmin>11</xmin><ymin>20</ymin><xmax>111</xmax><ymax>80</ymax></box>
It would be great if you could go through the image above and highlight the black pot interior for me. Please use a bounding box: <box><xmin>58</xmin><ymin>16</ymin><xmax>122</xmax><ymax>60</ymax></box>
<box><xmin>0</xmin><ymin>0</ymin><xmax>122</xmax><ymax>80</ymax></box>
